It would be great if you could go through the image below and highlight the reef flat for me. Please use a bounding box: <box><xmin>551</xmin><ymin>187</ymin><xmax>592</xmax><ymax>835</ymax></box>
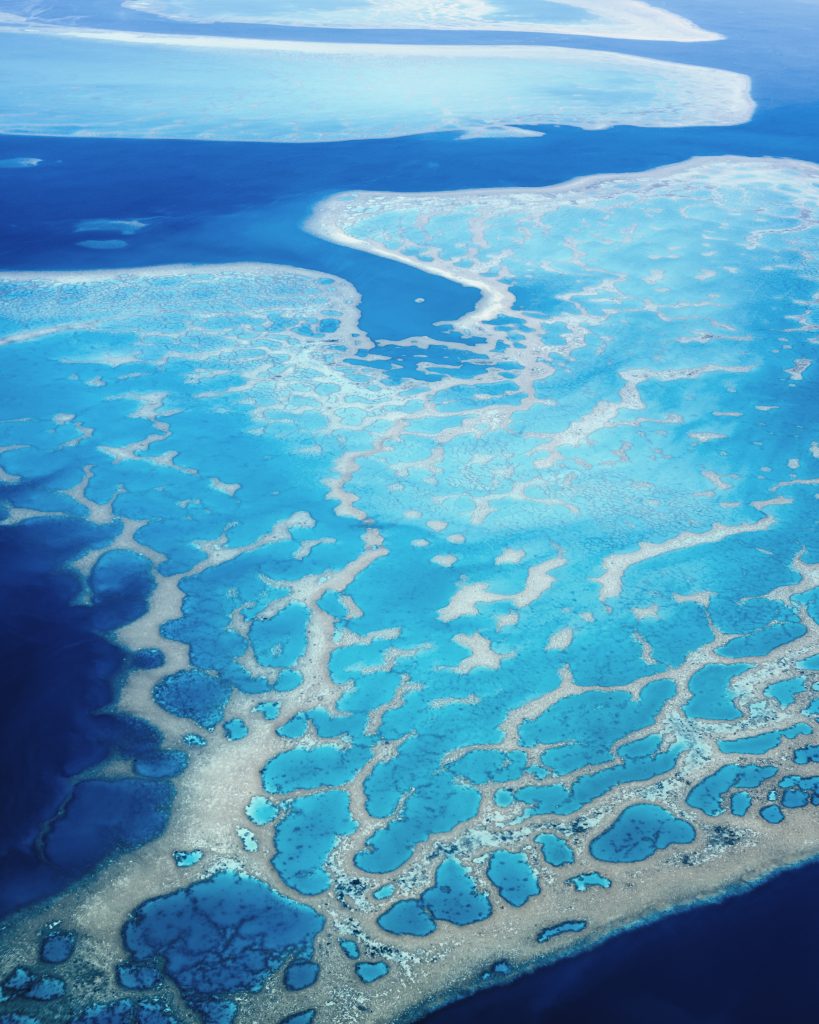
<box><xmin>119</xmin><ymin>0</ymin><xmax>720</xmax><ymax>42</ymax></box>
<box><xmin>1</xmin><ymin>155</ymin><xmax>819</xmax><ymax>1023</ymax></box>
<box><xmin>0</xmin><ymin>26</ymin><xmax>753</xmax><ymax>143</ymax></box>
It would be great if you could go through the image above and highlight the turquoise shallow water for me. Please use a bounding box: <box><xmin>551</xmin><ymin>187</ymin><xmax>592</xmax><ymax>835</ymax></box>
<box><xmin>1</xmin><ymin>2</ymin><xmax>819</xmax><ymax>1023</ymax></box>
<box><xmin>0</xmin><ymin>30</ymin><xmax>751</xmax><ymax>142</ymax></box>
<box><xmin>113</xmin><ymin>0</ymin><xmax>709</xmax><ymax>40</ymax></box>
<box><xmin>2</xmin><ymin>154</ymin><xmax>819</xmax><ymax>1020</ymax></box>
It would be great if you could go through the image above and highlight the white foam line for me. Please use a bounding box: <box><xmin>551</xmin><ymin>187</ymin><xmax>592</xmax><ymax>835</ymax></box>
<box><xmin>307</xmin><ymin>214</ymin><xmax>513</xmax><ymax>335</ymax></box>
<box><xmin>0</xmin><ymin>22</ymin><xmax>715</xmax><ymax>60</ymax></box>
<box><xmin>0</xmin><ymin>261</ymin><xmax>344</xmax><ymax>284</ymax></box>
<box><xmin>308</xmin><ymin>156</ymin><xmax>816</xmax><ymax>332</ymax></box>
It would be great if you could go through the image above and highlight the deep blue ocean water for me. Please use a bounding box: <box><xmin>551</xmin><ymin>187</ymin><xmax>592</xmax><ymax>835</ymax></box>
<box><xmin>1</xmin><ymin>1</ymin><xmax>819</xmax><ymax>1021</ymax></box>
<box><xmin>422</xmin><ymin>852</ymin><xmax>819</xmax><ymax>1023</ymax></box>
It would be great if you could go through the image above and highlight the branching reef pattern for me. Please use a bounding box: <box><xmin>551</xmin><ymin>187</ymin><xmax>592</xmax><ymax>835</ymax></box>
<box><xmin>1</xmin><ymin>157</ymin><xmax>819</xmax><ymax>1024</ymax></box>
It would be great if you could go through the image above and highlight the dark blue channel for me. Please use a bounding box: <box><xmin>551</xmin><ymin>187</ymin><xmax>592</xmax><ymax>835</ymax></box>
<box><xmin>0</xmin><ymin>500</ymin><xmax>173</xmax><ymax>917</ymax></box>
